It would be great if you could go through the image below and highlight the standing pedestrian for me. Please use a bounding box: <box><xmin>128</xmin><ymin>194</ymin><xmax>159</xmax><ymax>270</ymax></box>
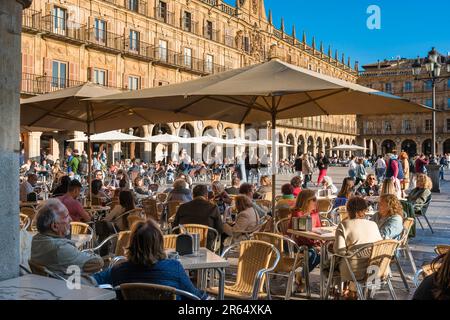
<box><xmin>301</xmin><ymin>154</ymin><xmax>313</xmax><ymax>189</ymax></box>
<box><xmin>316</xmin><ymin>151</ymin><xmax>330</xmax><ymax>186</ymax></box>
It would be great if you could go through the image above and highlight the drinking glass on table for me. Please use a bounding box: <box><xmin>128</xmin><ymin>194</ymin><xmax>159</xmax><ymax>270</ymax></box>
<box><xmin>368</xmin><ymin>189</ymin><xmax>374</xmax><ymax>197</ymax></box>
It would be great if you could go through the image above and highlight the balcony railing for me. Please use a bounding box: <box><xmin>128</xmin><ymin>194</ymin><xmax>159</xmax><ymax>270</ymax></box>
<box><xmin>21</xmin><ymin>73</ymin><xmax>86</xmax><ymax>95</ymax></box>
<box><xmin>153</xmin><ymin>47</ymin><xmax>179</xmax><ymax>66</ymax></box>
<box><xmin>203</xmin><ymin>27</ymin><xmax>219</xmax><ymax>41</ymax></box>
<box><xmin>41</xmin><ymin>15</ymin><xmax>86</xmax><ymax>42</ymax></box>
<box><xmin>220</xmin><ymin>3</ymin><xmax>237</xmax><ymax>16</ymax></box>
<box><xmin>200</xmin><ymin>0</ymin><xmax>218</xmax><ymax>6</ymax></box>
<box><xmin>125</xmin><ymin>0</ymin><xmax>147</xmax><ymax>15</ymax></box>
<box><xmin>86</xmin><ymin>28</ymin><xmax>124</xmax><ymax>52</ymax></box>
<box><xmin>155</xmin><ymin>6</ymin><xmax>175</xmax><ymax>26</ymax></box>
<box><xmin>273</xmin><ymin>29</ymin><xmax>283</xmax><ymax>40</ymax></box>
<box><xmin>22</xmin><ymin>8</ymin><xmax>41</xmax><ymax>31</ymax></box>
<box><xmin>123</xmin><ymin>37</ymin><xmax>155</xmax><ymax>60</ymax></box>
<box><xmin>280</xmin><ymin>119</ymin><xmax>357</xmax><ymax>134</ymax></box>
<box><xmin>359</xmin><ymin>69</ymin><xmax>413</xmax><ymax>77</ymax></box>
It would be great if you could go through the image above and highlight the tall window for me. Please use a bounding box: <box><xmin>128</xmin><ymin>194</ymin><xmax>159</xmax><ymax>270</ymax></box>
<box><xmin>94</xmin><ymin>19</ymin><xmax>106</xmax><ymax>44</ymax></box>
<box><xmin>447</xmin><ymin>79</ymin><xmax>450</xmax><ymax>89</ymax></box>
<box><xmin>205</xmin><ymin>54</ymin><xmax>214</xmax><ymax>73</ymax></box>
<box><xmin>205</xmin><ymin>20</ymin><xmax>213</xmax><ymax>40</ymax></box>
<box><xmin>384</xmin><ymin>121</ymin><xmax>392</xmax><ymax>132</ymax></box>
<box><xmin>403</xmin><ymin>119</ymin><xmax>412</xmax><ymax>132</ymax></box>
<box><xmin>224</xmin><ymin>28</ymin><xmax>233</xmax><ymax>47</ymax></box>
<box><xmin>128</xmin><ymin>76</ymin><xmax>140</xmax><ymax>90</ymax></box>
<box><xmin>51</xmin><ymin>60</ymin><xmax>67</xmax><ymax>88</ymax></box>
<box><xmin>128</xmin><ymin>0</ymin><xmax>138</xmax><ymax>12</ymax></box>
<box><xmin>404</xmin><ymin>81</ymin><xmax>412</xmax><ymax>92</ymax></box>
<box><xmin>447</xmin><ymin>119</ymin><xmax>450</xmax><ymax>131</ymax></box>
<box><xmin>385</xmin><ymin>83</ymin><xmax>392</xmax><ymax>93</ymax></box>
<box><xmin>158</xmin><ymin>40</ymin><xmax>168</xmax><ymax>62</ymax></box>
<box><xmin>94</xmin><ymin>69</ymin><xmax>107</xmax><ymax>86</ymax></box>
<box><xmin>158</xmin><ymin>1</ymin><xmax>167</xmax><ymax>22</ymax></box>
<box><xmin>424</xmin><ymin>80</ymin><xmax>433</xmax><ymax>91</ymax></box>
<box><xmin>183</xmin><ymin>11</ymin><xmax>192</xmax><ymax>32</ymax></box>
<box><xmin>243</xmin><ymin>37</ymin><xmax>250</xmax><ymax>53</ymax></box>
<box><xmin>129</xmin><ymin>30</ymin><xmax>140</xmax><ymax>52</ymax></box>
<box><xmin>425</xmin><ymin>99</ymin><xmax>433</xmax><ymax>107</ymax></box>
<box><xmin>53</xmin><ymin>7</ymin><xmax>66</xmax><ymax>35</ymax></box>
<box><xmin>448</xmin><ymin>98</ymin><xmax>450</xmax><ymax>109</ymax></box>
<box><xmin>184</xmin><ymin>48</ymin><xmax>192</xmax><ymax>68</ymax></box>
<box><xmin>425</xmin><ymin>119</ymin><xmax>432</xmax><ymax>131</ymax></box>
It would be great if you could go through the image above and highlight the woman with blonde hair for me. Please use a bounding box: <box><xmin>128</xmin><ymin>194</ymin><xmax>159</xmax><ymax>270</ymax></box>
<box><xmin>255</xmin><ymin>176</ymin><xmax>272</xmax><ymax>201</ymax></box>
<box><xmin>407</xmin><ymin>173</ymin><xmax>432</xmax><ymax>214</ymax></box>
<box><xmin>371</xmin><ymin>194</ymin><xmax>404</xmax><ymax>239</ymax></box>
<box><xmin>399</xmin><ymin>152</ymin><xmax>410</xmax><ymax>197</ymax></box>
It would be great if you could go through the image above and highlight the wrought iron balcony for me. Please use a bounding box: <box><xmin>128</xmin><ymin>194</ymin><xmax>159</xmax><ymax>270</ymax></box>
<box><xmin>22</xmin><ymin>8</ymin><xmax>41</xmax><ymax>32</ymax></box>
<box><xmin>123</xmin><ymin>37</ymin><xmax>155</xmax><ymax>61</ymax></box>
<box><xmin>125</xmin><ymin>0</ymin><xmax>148</xmax><ymax>15</ymax></box>
<box><xmin>41</xmin><ymin>15</ymin><xmax>86</xmax><ymax>44</ymax></box>
<box><xmin>181</xmin><ymin>17</ymin><xmax>200</xmax><ymax>35</ymax></box>
<box><xmin>203</xmin><ymin>26</ymin><xmax>219</xmax><ymax>42</ymax></box>
<box><xmin>86</xmin><ymin>28</ymin><xmax>124</xmax><ymax>53</ymax></box>
<box><xmin>21</xmin><ymin>73</ymin><xmax>86</xmax><ymax>95</ymax></box>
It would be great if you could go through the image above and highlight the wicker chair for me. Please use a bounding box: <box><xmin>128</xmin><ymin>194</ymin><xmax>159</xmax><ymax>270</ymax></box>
<box><xmin>435</xmin><ymin>245</ymin><xmax>450</xmax><ymax>256</ymax></box>
<box><xmin>275</xmin><ymin>207</ymin><xmax>292</xmax><ymax>222</ymax></box>
<box><xmin>115</xmin><ymin>231</ymin><xmax>131</xmax><ymax>257</ymax></box>
<box><xmin>19</xmin><ymin>213</ymin><xmax>31</xmax><ymax>230</ymax></box>
<box><xmin>156</xmin><ymin>193</ymin><xmax>168</xmax><ymax>203</ymax></box>
<box><xmin>256</xmin><ymin>199</ymin><xmax>272</xmax><ymax>212</ymax></box>
<box><xmin>171</xmin><ymin>224</ymin><xmax>220</xmax><ymax>253</ymax></box>
<box><xmin>127</xmin><ymin>215</ymin><xmax>145</xmax><ymax>229</ymax></box>
<box><xmin>274</xmin><ymin>217</ymin><xmax>290</xmax><ymax>235</ymax></box>
<box><xmin>207</xmin><ymin>240</ymin><xmax>280</xmax><ymax>300</ymax></box>
<box><xmin>142</xmin><ymin>198</ymin><xmax>159</xmax><ymax>221</ymax></box>
<box><xmin>20</xmin><ymin>206</ymin><xmax>37</xmax><ymax>230</ymax></box>
<box><xmin>167</xmin><ymin>200</ymin><xmax>183</xmax><ymax>220</ymax></box>
<box><xmin>112</xmin><ymin>208</ymin><xmax>143</xmax><ymax>232</ymax></box>
<box><xmin>253</xmin><ymin>232</ymin><xmax>310</xmax><ymax>299</ymax></box>
<box><xmin>317</xmin><ymin>198</ymin><xmax>333</xmax><ymax>218</ymax></box>
<box><xmin>325</xmin><ymin>239</ymin><xmax>400</xmax><ymax>300</ymax></box>
<box><xmin>118</xmin><ymin>283</ymin><xmax>200</xmax><ymax>300</ymax></box>
<box><xmin>70</xmin><ymin>222</ymin><xmax>94</xmax><ymax>249</ymax></box>
<box><xmin>163</xmin><ymin>234</ymin><xmax>178</xmax><ymax>249</ymax></box>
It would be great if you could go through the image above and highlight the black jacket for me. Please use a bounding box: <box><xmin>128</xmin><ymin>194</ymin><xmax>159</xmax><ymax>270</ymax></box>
<box><xmin>294</xmin><ymin>158</ymin><xmax>303</xmax><ymax>171</ymax></box>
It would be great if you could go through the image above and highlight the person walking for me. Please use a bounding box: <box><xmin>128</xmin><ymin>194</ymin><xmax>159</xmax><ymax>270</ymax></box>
<box><xmin>316</xmin><ymin>151</ymin><xmax>330</xmax><ymax>186</ymax></box>
<box><xmin>374</xmin><ymin>155</ymin><xmax>387</xmax><ymax>182</ymax></box>
<box><xmin>301</xmin><ymin>154</ymin><xmax>313</xmax><ymax>189</ymax></box>
<box><xmin>355</xmin><ymin>158</ymin><xmax>367</xmax><ymax>186</ymax></box>
<box><xmin>348</xmin><ymin>156</ymin><xmax>357</xmax><ymax>179</ymax></box>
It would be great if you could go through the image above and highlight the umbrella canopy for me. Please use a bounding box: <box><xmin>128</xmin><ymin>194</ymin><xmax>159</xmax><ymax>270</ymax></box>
<box><xmin>21</xmin><ymin>82</ymin><xmax>196</xmax><ymax>133</ymax></box>
<box><xmin>90</xmin><ymin>59</ymin><xmax>431</xmax><ymax>124</ymax></box>
<box><xmin>332</xmin><ymin>144</ymin><xmax>367</xmax><ymax>151</ymax></box>
<box><xmin>256</xmin><ymin>139</ymin><xmax>292</xmax><ymax>147</ymax></box>
<box><xmin>146</xmin><ymin>133</ymin><xmax>192</xmax><ymax>144</ymax></box>
<box><xmin>188</xmin><ymin>134</ymin><xmax>230</xmax><ymax>145</ymax></box>
<box><xmin>67</xmin><ymin>131</ymin><xmax>148</xmax><ymax>144</ymax></box>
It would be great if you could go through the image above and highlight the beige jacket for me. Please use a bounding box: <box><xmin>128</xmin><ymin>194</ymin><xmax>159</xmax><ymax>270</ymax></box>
<box><xmin>223</xmin><ymin>207</ymin><xmax>259</xmax><ymax>237</ymax></box>
<box><xmin>333</xmin><ymin>219</ymin><xmax>382</xmax><ymax>281</ymax></box>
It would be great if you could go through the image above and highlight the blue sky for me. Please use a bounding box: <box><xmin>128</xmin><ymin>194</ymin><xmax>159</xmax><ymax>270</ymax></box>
<box><xmin>224</xmin><ymin>0</ymin><xmax>450</xmax><ymax>68</ymax></box>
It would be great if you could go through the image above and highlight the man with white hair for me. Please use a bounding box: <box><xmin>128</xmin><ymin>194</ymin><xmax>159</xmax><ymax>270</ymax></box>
<box><xmin>30</xmin><ymin>199</ymin><xmax>105</xmax><ymax>284</ymax></box>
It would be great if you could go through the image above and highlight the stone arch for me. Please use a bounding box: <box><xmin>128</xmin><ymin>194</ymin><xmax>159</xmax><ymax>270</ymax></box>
<box><xmin>179</xmin><ymin>123</ymin><xmax>195</xmax><ymax>160</ymax></box>
<box><xmin>401</xmin><ymin>139</ymin><xmax>418</xmax><ymax>157</ymax></box>
<box><xmin>316</xmin><ymin>136</ymin><xmax>323</xmax><ymax>155</ymax></box>
<box><xmin>223</xmin><ymin>127</ymin><xmax>237</xmax><ymax>161</ymax></box>
<box><xmin>324</xmin><ymin>138</ymin><xmax>331</xmax><ymax>157</ymax></box>
<box><xmin>381</xmin><ymin>139</ymin><xmax>396</xmax><ymax>155</ymax></box>
<box><xmin>297</xmin><ymin>135</ymin><xmax>305</xmax><ymax>155</ymax></box>
<box><xmin>307</xmin><ymin>136</ymin><xmax>314</xmax><ymax>154</ymax></box>
<box><xmin>444</xmin><ymin>139</ymin><xmax>450</xmax><ymax>154</ymax></box>
<box><xmin>422</xmin><ymin>139</ymin><xmax>432</xmax><ymax>156</ymax></box>
<box><xmin>151</xmin><ymin>124</ymin><xmax>173</xmax><ymax>163</ymax></box>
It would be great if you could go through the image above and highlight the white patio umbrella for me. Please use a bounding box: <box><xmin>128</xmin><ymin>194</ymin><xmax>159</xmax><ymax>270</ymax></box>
<box><xmin>256</xmin><ymin>139</ymin><xmax>292</xmax><ymax>147</ymax></box>
<box><xmin>146</xmin><ymin>133</ymin><xmax>192</xmax><ymax>144</ymax></box>
<box><xmin>332</xmin><ymin>144</ymin><xmax>367</xmax><ymax>151</ymax></box>
<box><xmin>67</xmin><ymin>130</ymin><xmax>148</xmax><ymax>143</ymax></box>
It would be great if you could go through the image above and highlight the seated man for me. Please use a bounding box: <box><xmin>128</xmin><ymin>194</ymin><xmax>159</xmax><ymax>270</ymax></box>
<box><xmin>58</xmin><ymin>180</ymin><xmax>92</xmax><ymax>222</ymax></box>
<box><xmin>225</xmin><ymin>177</ymin><xmax>241</xmax><ymax>195</ymax></box>
<box><xmin>20</xmin><ymin>173</ymin><xmax>38</xmax><ymax>202</ymax></box>
<box><xmin>30</xmin><ymin>199</ymin><xmax>106</xmax><ymax>285</ymax></box>
<box><xmin>239</xmin><ymin>183</ymin><xmax>267</xmax><ymax>218</ymax></box>
<box><xmin>173</xmin><ymin>184</ymin><xmax>223</xmax><ymax>250</ymax></box>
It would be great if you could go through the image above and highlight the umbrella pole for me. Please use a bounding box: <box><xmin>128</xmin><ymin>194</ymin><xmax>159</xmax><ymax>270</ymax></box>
<box><xmin>271</xmin><ymin>112</ymin><xmax>276</xmax><ymax>217</ymax></box>
<box><xmin>87</xmin><ymin>131</ymin><xmax>92</xmax><ymax>207</ymax></box>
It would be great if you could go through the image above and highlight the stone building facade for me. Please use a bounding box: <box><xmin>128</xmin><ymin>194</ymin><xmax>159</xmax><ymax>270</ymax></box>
<box><xmin>357</xmin><ymin>55</ymin><xmax>450</xmax><ymax>157</ymax></box>
<box><xmin>20</xmin><ymin>0</ymin><xmax>358</xmax><ymax>163</ymax></box>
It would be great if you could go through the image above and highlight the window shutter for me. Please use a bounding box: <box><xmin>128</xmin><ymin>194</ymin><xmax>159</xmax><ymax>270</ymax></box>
<box><xmin>87</xmin><ymin>67</ymin><xmax>93</xmax><ymax>82</ymax></box>
<box><xmin>122</xmin><ymin>73</ymin><xmax>128</xmax><ymax>89</ymax></box>
<box><xmin>43</xmin><ymin>58</ymin><xmax>52</xmax><ymax>77</ymax></box>
<box><xmin>140</xmin><ymin>75</ymin><xmax>146</xmax><ymax>89</ymax></box>
<box><xmin>108</xmin><ymin>70</ymin><xmax>116</xmax><ymax>88</ymax></box>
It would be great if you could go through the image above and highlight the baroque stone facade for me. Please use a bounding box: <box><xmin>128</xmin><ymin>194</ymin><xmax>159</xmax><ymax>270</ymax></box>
<box><xmin>357</xmin><ymin>54</ymin><xmax>450</xmax><ymax>156</ymax></box>
<box><xmin>20</xmin><ymin>0</ymin><xmax>358</xmax><ymax>162</ymax></box>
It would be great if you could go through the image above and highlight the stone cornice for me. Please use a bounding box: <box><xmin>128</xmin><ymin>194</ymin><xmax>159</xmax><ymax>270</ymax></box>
<box><xmin>16</xmin><ymin>0</ymin><xmax>32</xmax><ymax>9</ymax></box>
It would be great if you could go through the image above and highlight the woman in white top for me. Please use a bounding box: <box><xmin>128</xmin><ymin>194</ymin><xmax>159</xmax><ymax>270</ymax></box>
<box><xmin>321</xmin><ymin>176</ymin><xmax>338</xmax><ymax>195</ymax></box>
<box><xmin>333</xmin><ymin>196</ymin><xmax>382</xmax><ymax>294</ymax></box>
<box><xmin>104</xmin><ymin>190</ymin><xmax>135</xmax><ymax>231</ymax></box>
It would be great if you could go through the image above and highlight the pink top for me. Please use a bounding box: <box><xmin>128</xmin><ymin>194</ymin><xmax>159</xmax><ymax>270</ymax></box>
<box><xmin>58</xmin><ymin>194</ymin><xmax>90</xmax><ymax>222</ymax></box>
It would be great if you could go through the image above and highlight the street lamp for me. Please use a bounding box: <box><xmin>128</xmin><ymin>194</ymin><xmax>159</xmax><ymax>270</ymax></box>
<box><xmin>410</xmin><ymin>48</ymin><xmax>449</xmax><ymax>156</ymax></box>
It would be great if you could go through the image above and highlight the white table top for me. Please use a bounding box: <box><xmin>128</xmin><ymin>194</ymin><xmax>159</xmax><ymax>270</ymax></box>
<box><xmin>0</xmin><ymin>274</ymin><xmax>115</xmax><ymax>300</ymax></box>
<box><xmin>166</xmin><ymin>248</ymin><xmax>229</xmax><ymax>270</ymax></box>
<box><xmin>288</xmin><ymin>227</ymin><xmax>337</xmax><ymax>241</ymax></box>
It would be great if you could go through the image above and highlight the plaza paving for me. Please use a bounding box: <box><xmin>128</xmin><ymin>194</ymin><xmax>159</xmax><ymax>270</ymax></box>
<box><xmin>266</xmin><ymin>166</ymin><xmax>450</xmax><ymax>300</ymax></box>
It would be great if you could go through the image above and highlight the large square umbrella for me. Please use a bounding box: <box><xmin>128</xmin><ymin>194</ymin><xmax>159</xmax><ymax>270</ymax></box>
<box><xmin>89</xmin><ymin>59</ymin><xmax>432</xmax><ymax>209</ymax></box>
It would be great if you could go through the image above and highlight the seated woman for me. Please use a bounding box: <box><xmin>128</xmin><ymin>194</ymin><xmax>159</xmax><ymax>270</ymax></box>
<box><xmin>210</xmin><ymin>181</ymin><xmax>232</xmax><ymax>215</ymax></box>
<box><xmin>167</xmin><ymin>179</ymin><xmax>192</xmax><ymax>203</ymax></box>
<box><xmin>289</xmin><ymin>190</ymin><xmax>321</xmax><ymax>274</ymax></box>
<box><xmin>133</xmin><ymin>176</ymin><xmax>150</xmax><ymax>196</ymax></box>
<box><xmin>334</xmin><ymin>177</ymin><xmax>355</xmax><ymax>209</ymax></box>
<box><xmin>356</xmin><ymin>174</ymin><xmax>380</xmax><ymax>197</ymax></box>
<box><xmin>321</xmin><ymin>176</ymin><xmax>338</xmax><ymax>195</ymax></box>
<box><xmin>333</xmin><ymin>197</ymin><xmax>382</xmax><ymax>298</ymax></box>
<box><xmin>275</xmin><ymin>183</ymin><xmax>297</xmax><ymax>210</ymax></box>
<box><xmin>407</xmin><ymin>173</ymin><xmax>432</xmax><ymax>214</ymax></box>
<box><xmin>111</xmin><ymin>219</ymin><xmax>208</xmax><ymax>300</ymax></box>
<box><xmin>254</xmin><ymin>176</ymin><xmax>272</xmax><ymax>201</ymax></box>
<box><xmin>223</xmin><ymin>195</ymin><xmax>259</xmax><ymax>242</ymax></box>
<box><xmin>413</xmin><ymin>251</ymin><xmax>450</xmax><ymax>300</ymax></box>
<box><xmin>104</xmin><ymin>190</ymin><xmax>135</xmax><ymax>231</ymax></box>
<box><xmin>371</xmin><ymin>194</ymin><xmax>404</xmax><ymax>240</ymax></box>
<box><xmin>380</xmin><ymin>177</ymin><xmax>402</xmax><ymax>199</ymax></box>
<box><xmin>290</xmin><ymin>176</ymin><xmax>303</xmax><ymax>198</ymax></box>
<box><xmin>91</xmin><ymin>179</ymin><xmax>111</xmax><ymax>205</ymax></box>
